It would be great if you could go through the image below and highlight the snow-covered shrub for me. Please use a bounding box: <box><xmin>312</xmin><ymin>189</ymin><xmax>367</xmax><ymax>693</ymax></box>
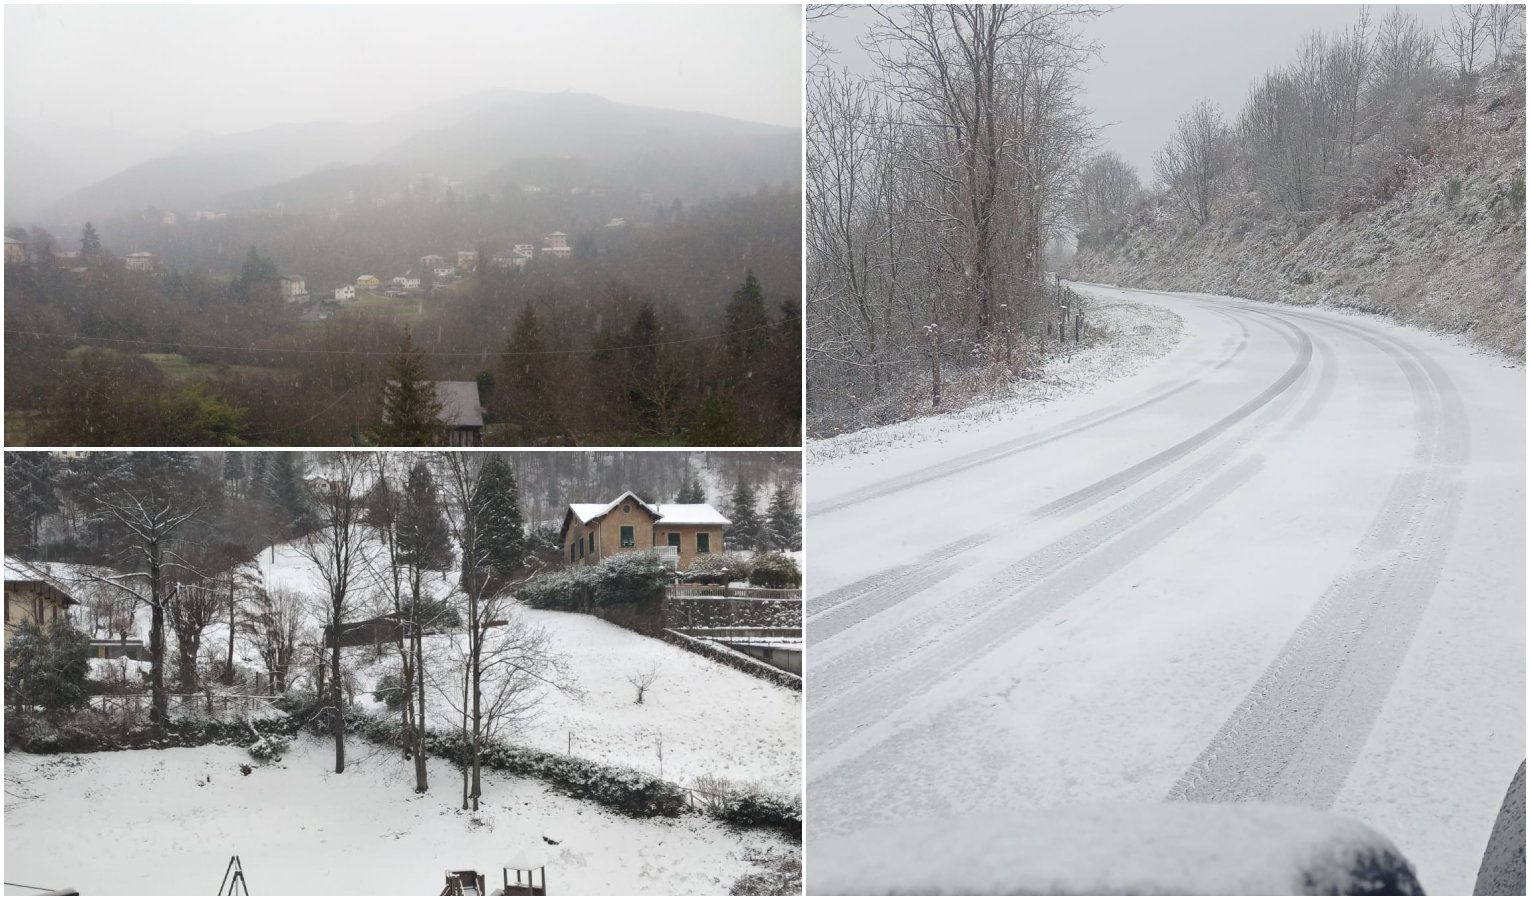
<box><xmin>729</xmin><ymin>849</ymin><xmax>802</xmax><ymax>896</ymax></box>
<box><xmin>746</xmin><ymin>553</ymin><xmax>801</xmax><ymax>589</ymax></box>
<box><xmin>5</xmin><ymin>620</ymin><xmax>92</xmax><ymax>717</ymax></box>
<box><xmin>517</xmin><ymin>567</ymin><xmax>594</xmax><ymax>611</ymax></box>
<box><xmin>371</xmin><ymin>672</ymin><xmax>407</xmax><ymax>711</ymax></box>
<box><xmin>683</xmin><ymin>553</ymin><xmax>737</xmax><ymax>585</ymax></box>
<box><xmin>718</xmin><ymin>790</ymin><xmax>802</xmax><ymax>838</ymax></box>
<box><xmin>591</xmin><ymin>551</ymin><xmax>668</xmax><ymax>606</ymax></box>
<box><xmin>247</xmin><ymin>733</ymin><xmax>289</xmax><ymax>762</ymax></box>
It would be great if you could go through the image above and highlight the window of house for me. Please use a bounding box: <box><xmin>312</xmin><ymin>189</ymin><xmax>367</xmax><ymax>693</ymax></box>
<box><xmin>570</xmin><ymin>544</ymin><xmax>576</xmax><ymax>563</ymax></box>
<box><xmin>697</xmin><ymin>532</ymin><xmax>710</xmax><ymax>554</ymax></box>
<box><xmin>621</xmin><ymin>525</ymin><xmax>635</xmax><ymax>547</ymax></box>
<box><xmin>667</xmin><ymin>532</ymin><xmax>681</xmax><ymax>548</ymax></box>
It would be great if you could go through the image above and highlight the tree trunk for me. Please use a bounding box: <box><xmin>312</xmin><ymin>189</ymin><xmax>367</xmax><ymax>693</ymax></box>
<box><xmin>148</xmin><ymin>555</ymin><xmax>168</xmax><ymax>729</ymax></box>
<box><xmin>413</xmin><ymin>625</ymin><xmax>429</xmax><ymax>793</ymax></box>
<box><xmin>331</xmin><ymin>629</ymin><xmax>345</xmax><ymax>774</ymax></box>
<box><xmin>223</xmin><ymin>575</ymin><xmax>236</xmax><ymax>685</ymax></box>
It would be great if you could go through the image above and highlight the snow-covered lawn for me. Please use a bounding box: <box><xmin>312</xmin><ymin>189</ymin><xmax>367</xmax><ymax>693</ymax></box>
<box><xmin>246</xmin><ymin>539</ymin><xmax>800</xmax><ymax>795</ymax></box>
<box><xmin>4</xmin><ymin>737</ymin><xmax>791</xmax><ymax>896</ymax></box>
<box><xmin>350</xmin><ymin>609</ymin><xmax>801</xmax><ymax>795</ymax></box>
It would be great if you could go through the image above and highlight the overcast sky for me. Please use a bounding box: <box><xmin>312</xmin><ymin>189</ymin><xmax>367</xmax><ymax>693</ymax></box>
<box><xmin>6</xmin><ymin>4</ymin><xmax>803</xmax><ymax>137</ymax></box>
<box><xmin>810</xmin><ymin>4</ymin><xmax>1456</xmax><ymax>176</ymax></box>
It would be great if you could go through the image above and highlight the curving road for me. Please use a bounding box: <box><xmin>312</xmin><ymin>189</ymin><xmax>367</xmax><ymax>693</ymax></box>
<box><xmin>805</xmin><ymin>284</ymin><xmax>1525</xmax><ymax>894</ymax></box>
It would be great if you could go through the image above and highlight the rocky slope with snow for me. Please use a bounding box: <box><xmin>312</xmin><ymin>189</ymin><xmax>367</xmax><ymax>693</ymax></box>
<box><xmin>1071</xmin><ymin>63</ymin><xmax>1526</xmax><ymax>360</ymax></box>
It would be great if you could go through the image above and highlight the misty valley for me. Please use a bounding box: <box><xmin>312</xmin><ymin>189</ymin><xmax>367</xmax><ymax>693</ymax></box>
<box><xmin>4</xmin><ymin>91</ymin><xmax>801</xmax><ymax>447</ymax></box>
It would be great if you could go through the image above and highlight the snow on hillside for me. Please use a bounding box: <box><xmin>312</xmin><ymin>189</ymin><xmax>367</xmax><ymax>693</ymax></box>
<box><xmin>253</xmin><ymin>538</ymin><xmax>800</xmax><ymax>794</ymax></box>
<box><xmin>350</xmin><ymin>611</ymin><xmax>801</xmax><ymax>795</ymax></box>
<box><xmin>1071</xmin><ymin>63</ymin><xmax>1526</xmax><ymax>360</ymax></box>
<box><xmin>4</xmin><ymin>737</ymin><xmax>790</xmax><ymax>896</ymax></box>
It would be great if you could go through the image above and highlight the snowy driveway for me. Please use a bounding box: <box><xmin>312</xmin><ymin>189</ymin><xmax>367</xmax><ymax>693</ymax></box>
<box><xmin>805</xmin><ymin>285</ymin><xmax>1524</xmax><ymax>894</ymax></box>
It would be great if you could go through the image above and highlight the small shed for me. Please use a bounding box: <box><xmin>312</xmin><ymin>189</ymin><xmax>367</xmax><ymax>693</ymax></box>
<box><xmin>435</xmin><ymin>381</ymin><xmax>485</xmax><ymax>447</ymax></box>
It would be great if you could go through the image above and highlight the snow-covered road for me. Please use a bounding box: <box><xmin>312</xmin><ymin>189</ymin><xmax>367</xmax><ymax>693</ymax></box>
<box><xmin>805</xmin><ymin>285</ymin><xmax>1524</xmax><ymax>894</ymax></box>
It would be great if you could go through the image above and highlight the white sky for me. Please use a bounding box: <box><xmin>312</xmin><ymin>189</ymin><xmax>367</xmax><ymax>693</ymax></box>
<box><xmin>5</xmin><ymin>4</ymin><xmax>804</xmax><ymax>137</ymax></box>
<box><xmin>810</xmin><ymin>3</ymin><xmax>1458</xmax><ymax>175</ymax></box>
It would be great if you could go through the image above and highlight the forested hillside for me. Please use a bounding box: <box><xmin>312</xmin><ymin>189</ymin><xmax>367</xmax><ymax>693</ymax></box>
<box><xmin>1069</xmin><ymin>7</ymin><xmax>1526</xmax><ymax>359</ymax></box>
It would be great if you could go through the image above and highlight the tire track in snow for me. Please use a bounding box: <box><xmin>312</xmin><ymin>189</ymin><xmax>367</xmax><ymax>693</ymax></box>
<box><xmin>1168</xmin><ymin>308</ymin><xmax>1468</xmax><ymax>810</ymax></box>
<box><xmin>808</xmin><ymin>310</ymin><xmax>1251</xmax><ymax>519</ymax></box>
<box><xmin>807</xmin><ymin>309</ymin><xmax>1285</xmax><ymax>645</ymax></box>
<box><xmin>808</xmin><ymin>308</ymin><xmax>1300</xmax><ymax>649</ymax></box>
<box><xmin>810</xmin><ymin>316</ymin><xmax>1328</xmax><ymax>773</ymax></box>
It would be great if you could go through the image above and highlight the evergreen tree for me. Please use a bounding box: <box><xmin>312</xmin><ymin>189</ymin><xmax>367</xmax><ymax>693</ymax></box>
<box><xmin>725</xmin><ymin>480</ymin><xmax>762</xmax><ymax>551</ymax></box>
<box><xmin>474</xmin><ymin>455</ymin><xmax>528</xmax><ymax>590</ymax></box>
<box><xmin>4</xmin><ymin>454</ymin><xmax>58</xmax><ymax>557</ymax></box>
<box><xmin>261</xmin><ymin>452</ymin><xmax>315</xmax><ymax>537</ymax></box>
<box><xmin>765</xmin><ymin>483</ymin><xmax>802</xmax><ymax>552</ymax></box>
<box><xmin>398</xmin><ymin>460</ymin><xmax>454</xmax><ymax>572</ymax></box>
<box><xmin>231</xmin><ymin>246</ymin><xmax>280</xmax><ymax>303</ymax></box>
<box><xmin>373</xmin><ymin>329</ymin><xmax>445</xmax><ymax>446</ymax></box>
<box><xmin>5</xmin><ymin>619</ymin><xmax>92</xmax><ymax>717</ymax></box>
<box><xmin>498</xmin><ymin>304</ymin><xmax>555</xmax><ymax>438</ymax></box>
<box><xmin>675</xmin><ymin>468</ymin><xmax>706</xmax><ymax>504</ymax></box>
<box><xmin>724</xmin><ymin>270</ymin><xmax>771</xmax><ymax>363</ymax></box>
<box><xmin>221</xmin><ymin>453</ymin><xmax>247</xmax><ymax>497</ymax></box>
<box><xmin>80</xmin><ymin>221</ymin><xmax>102</xmax><ymax>258</ymax></box>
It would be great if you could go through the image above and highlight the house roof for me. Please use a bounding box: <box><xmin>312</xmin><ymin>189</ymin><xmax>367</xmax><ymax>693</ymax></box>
<box><xmin>3</xmin><ymin>557</ymin><xmax>81</xmax><ymax>605</ymax></box>
<box><xmin>127</xmin><ymin>251</ymin><xmax>157</xmax><ymax>257</ymax></box>
<box><xmin>280</xmin><ymin>273</ymin><xmax>304</xmax><ymax>281</ymax></box>
<box><xmin>653</xmin><ymin>503</ymin><xmax>730</xmax><ymax>526</ymax></box>
<box><xmin>435</xmin><ymin>381</ymin><xmax>484</xmax><ymax>429</ymax></box>
<box><xmin>4</xmin><ymin>236</ymin><xmax>23</xmax><ymax>245</ymax></box>
<box><xmin>561</xmin><ymin>493</ymin><xmax>728</xmax><ymax>538</ymax></box>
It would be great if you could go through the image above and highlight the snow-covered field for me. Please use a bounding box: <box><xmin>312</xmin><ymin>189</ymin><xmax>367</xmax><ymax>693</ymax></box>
<box><xmin>806</xmin><ymin>285</ymin><xmax>1524</xmax><ymax>894</ymax></box>
<box><xmin>254</xmin><ymin>539</ymin><xmax>800</xmax><ymax>794</ymax></box>
<box><xmin>4</xmin><ymin>737</ymin><xmax>790</xmax><ymax>896</ymax></box>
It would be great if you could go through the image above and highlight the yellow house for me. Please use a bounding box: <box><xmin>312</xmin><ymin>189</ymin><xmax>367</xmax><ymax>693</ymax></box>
<box><xmin>4</xmin><ymin>558</ymin><xmax>81</xmax><ymax>650</ymax></box>
<box><xmin>560</xmin><ymin>491</ymin><xmax>728</xmax><ymax>572</ymax></box>
<box><xmin>355</xmin><ymin>274</ymin><xmax>381</xmax><ymax>289</ymax></box>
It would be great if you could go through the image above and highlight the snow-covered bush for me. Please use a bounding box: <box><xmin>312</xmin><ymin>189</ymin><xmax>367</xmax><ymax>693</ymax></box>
<box><xmin>517</xmin><ymin>567</ymin><xmax>594</xmax><ymax>611</ymax></box>
<box><xmin>729</xmin><ymin>849</ymin><xmax>802</xmax><ymax>896</ymax></box>
<box><xmin>247</xmin><ymin>732</ymin><xmax>290</xmax><ymax>762</ymax></box>
<box><xmin>591</xmin><ymin>551</ymin><xmax>668</xmax><ymax>607</ymax></box>
<box><xmin>718</xmin><ymin>790</ymin><xmax>802</xmax><ymax>838</ymax></box>
<box><xmin>5</xmin><ymin>620</ymin><xmax>92</xmax><ymax>717</ymax></box>
<box><xmin>371</xmin><ymin>672</ymin><xmax>407</xmax><ymax>711</ymax></box>
<box><xmin>746</xmin><ymin>553</ymin><xmax>801</xmax><ymax>589</ymax></box>
<box><xmin>683</xmin><ymin>553</ymin><xmax>738</xmax><ymax>585</ymax></box>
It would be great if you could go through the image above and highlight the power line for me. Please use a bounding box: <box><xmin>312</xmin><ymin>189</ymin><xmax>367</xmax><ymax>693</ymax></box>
<box><xmin>4</xmin><ymin>322</ymin><xmax>778</xmax><ymax>359</ymax></box>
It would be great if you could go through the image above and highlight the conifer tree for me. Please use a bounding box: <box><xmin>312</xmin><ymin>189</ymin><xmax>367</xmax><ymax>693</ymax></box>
<box><xmin>398</xmin><ymin>460</ymin><xmax>454</xmax><ymax>572</ymax></box>
<box><xmin>80</xmin><ymin>221</ymin><xmax>102</xmax><ymax>258</ymax></box>
<box><xmin>765</xmin><ymin>482</ymin><xmax>802</xmax><ymax>551</ymax></box>
<box><xmin>498</xmin><ymin>304</ymin><xmax>555</xmax><ymax>438</ymax></box>
<box><xmin>374</xmin><ymin>329</ymin><xmax>444</xmax><ymax>446</ymax></box>
<box><xmin>724</xmin><ymin>270</ymin><xmax>771</xmax><ymax>364</ymax></box>
<box><xmin>676</xmin><ymin>468</ymin><xmax>706</xmax><ymax>504</ymax></box>
<box><xmin>474</xmin><ymin>455</ymin><xmax>528</xmax><ymax>592</ymax></box>
<box><xmin>726</xmin><ymin>480</ymin><xmax>762</xmax><ymax>550</ymax></box>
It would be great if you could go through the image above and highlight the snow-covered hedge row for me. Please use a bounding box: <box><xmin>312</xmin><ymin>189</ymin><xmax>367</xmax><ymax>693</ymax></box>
<box><xmin>346</xmin><ymin>711</ymin><xmax>690</xmax><ymax>818</ymax></box>
<box><xmin>5</xmin><ymin>709</ymin><xmax>298</xmax><ymax>754</ymax></box>
<box><xmin>518</xmin><ymin>552</ymin><xmax>669</xmax><ymax>611</ymax></box>
<box><xmin>716</xmin><ymin>790</ymin><xmax>802</xmax><ymax>839</ymax></box>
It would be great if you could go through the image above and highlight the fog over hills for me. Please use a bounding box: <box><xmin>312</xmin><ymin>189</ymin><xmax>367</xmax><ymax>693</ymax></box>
<box><xmin>11</xmin><ymin>90</ymin><xmax>797</xmax><ymax>226</ymax></box>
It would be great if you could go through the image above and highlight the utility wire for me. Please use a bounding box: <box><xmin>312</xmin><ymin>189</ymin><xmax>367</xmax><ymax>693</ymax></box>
<box><xmin>4</xmin><ymin>322</ymin><xmax>778</xmax><ymax>358</ymax></box>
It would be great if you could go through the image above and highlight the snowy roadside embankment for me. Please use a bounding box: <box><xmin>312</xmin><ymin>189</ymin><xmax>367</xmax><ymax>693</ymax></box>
<box><xmin>807</xmin><ymin>295</ymin><xmax>1184</xmax><ymax>466</ymax></box>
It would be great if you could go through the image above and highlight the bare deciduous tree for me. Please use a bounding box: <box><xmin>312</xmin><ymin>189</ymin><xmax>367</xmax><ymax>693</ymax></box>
<box><xmin>1155</xmin><ymin>99</ymin><xmax>1233</xmax><ymax>225</ymax></box>
<box><xmin>626</xmin><ymin>664</ymin><xmax>662</xmax><ymax>704</ymax></box>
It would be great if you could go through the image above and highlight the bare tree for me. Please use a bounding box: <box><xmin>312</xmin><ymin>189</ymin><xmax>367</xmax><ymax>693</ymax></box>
<box><xmin>164</xmin><ymin>579</ymin><xmax>222</xmax><ymax>694</ymax></box>
<box><xmin>626</xmin><ymin>664</ymin><xmax>662</xmax><ymax>704</ymax></box>
<box><xmin>296</xmin><ymin>453</ymin><xmax>374</xmax><ymax>774</ymax></box>
<box><xmin>244</xmin><ymin>587</ymin><xmax>307</xmax><ymax>693</ymax></box>
<box><xmin>1072</xmin><ymin>151</ymin><xmax>1141</xmax><ymax>246</ymax></box>
<box><xmin>1487</xmin><ymin>5</ymin><xmax>1526</xmax><ymax>67</ymax></box>
<box><xmin>81</xmin><ymin>456</ymin><xmax>208</xmax><ymax>728</ymax></box>
<box><xmin>1155</xmin><ymin>98</ymin><xmax>1233</xmax><ymax>225</ymax></box>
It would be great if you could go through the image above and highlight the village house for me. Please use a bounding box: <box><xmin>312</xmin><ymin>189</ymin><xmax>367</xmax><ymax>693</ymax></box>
<box><xmin>392</xmin><ymin>276</ymin><xmax>422</xmax><ymax>291</ymax></box>
<box><xmin>279</xmin><ymin>274</ymin><xmax>309</xmax><ymax>303</ymax></box>
<box><xmin>433</xmin><ymin>265</ymin><xmax>457</xmax><ymax>280</ymax></box>
<box><xmin>4</xmin><ymin>558</ymin><xmax>81</xmax><ymax>655</ymax></box>
<box><xmin>355</xmin><ymin>274</ymin><xmax>381</xmax><ymax>290</ymax></box>
<box><xmin>334</xmin><ymin>285</ymin><xmax>356</xmax><ymax>302</ymax></box>
<box><xmin>541</xmin><ymin>232</ymin><xmax>572</xmax><ymax>259</ymax></box>
<box><xmin>193</xmin><ymin>210</ymin><xmax>226</xmax><ymax>222</ymax></box>
<box><xmin>5</xmin><ymin>236</ymin><xmax>27</xmax><ymax>265</ymax></box>
<box><xmin>560</xmin><ymin>491</ymin><xmax>728</xmax><ymax>572</ymax></box>
<box><xmin>420</xmin><ymin>253</ymin><xmax>446</xmax><ymax>267</ymax></box>
<box><xmin>162</xmin><ymin>212</ymin><xmax>178</xmax><ymax>225</ymax></box>
<box><xmin>434</xmin><ymin>381</ymin><xmax>485</xmax><ymax>446</ymax></box>
<box><xmin>456</xmin><ymin>250</ymin><xmax>479</xmax><ymax>271</ymax></box>
<box><xmin>124</xmin><ymin>251</ymin><xmax>159</xmax><ymax>272</ymax></box>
